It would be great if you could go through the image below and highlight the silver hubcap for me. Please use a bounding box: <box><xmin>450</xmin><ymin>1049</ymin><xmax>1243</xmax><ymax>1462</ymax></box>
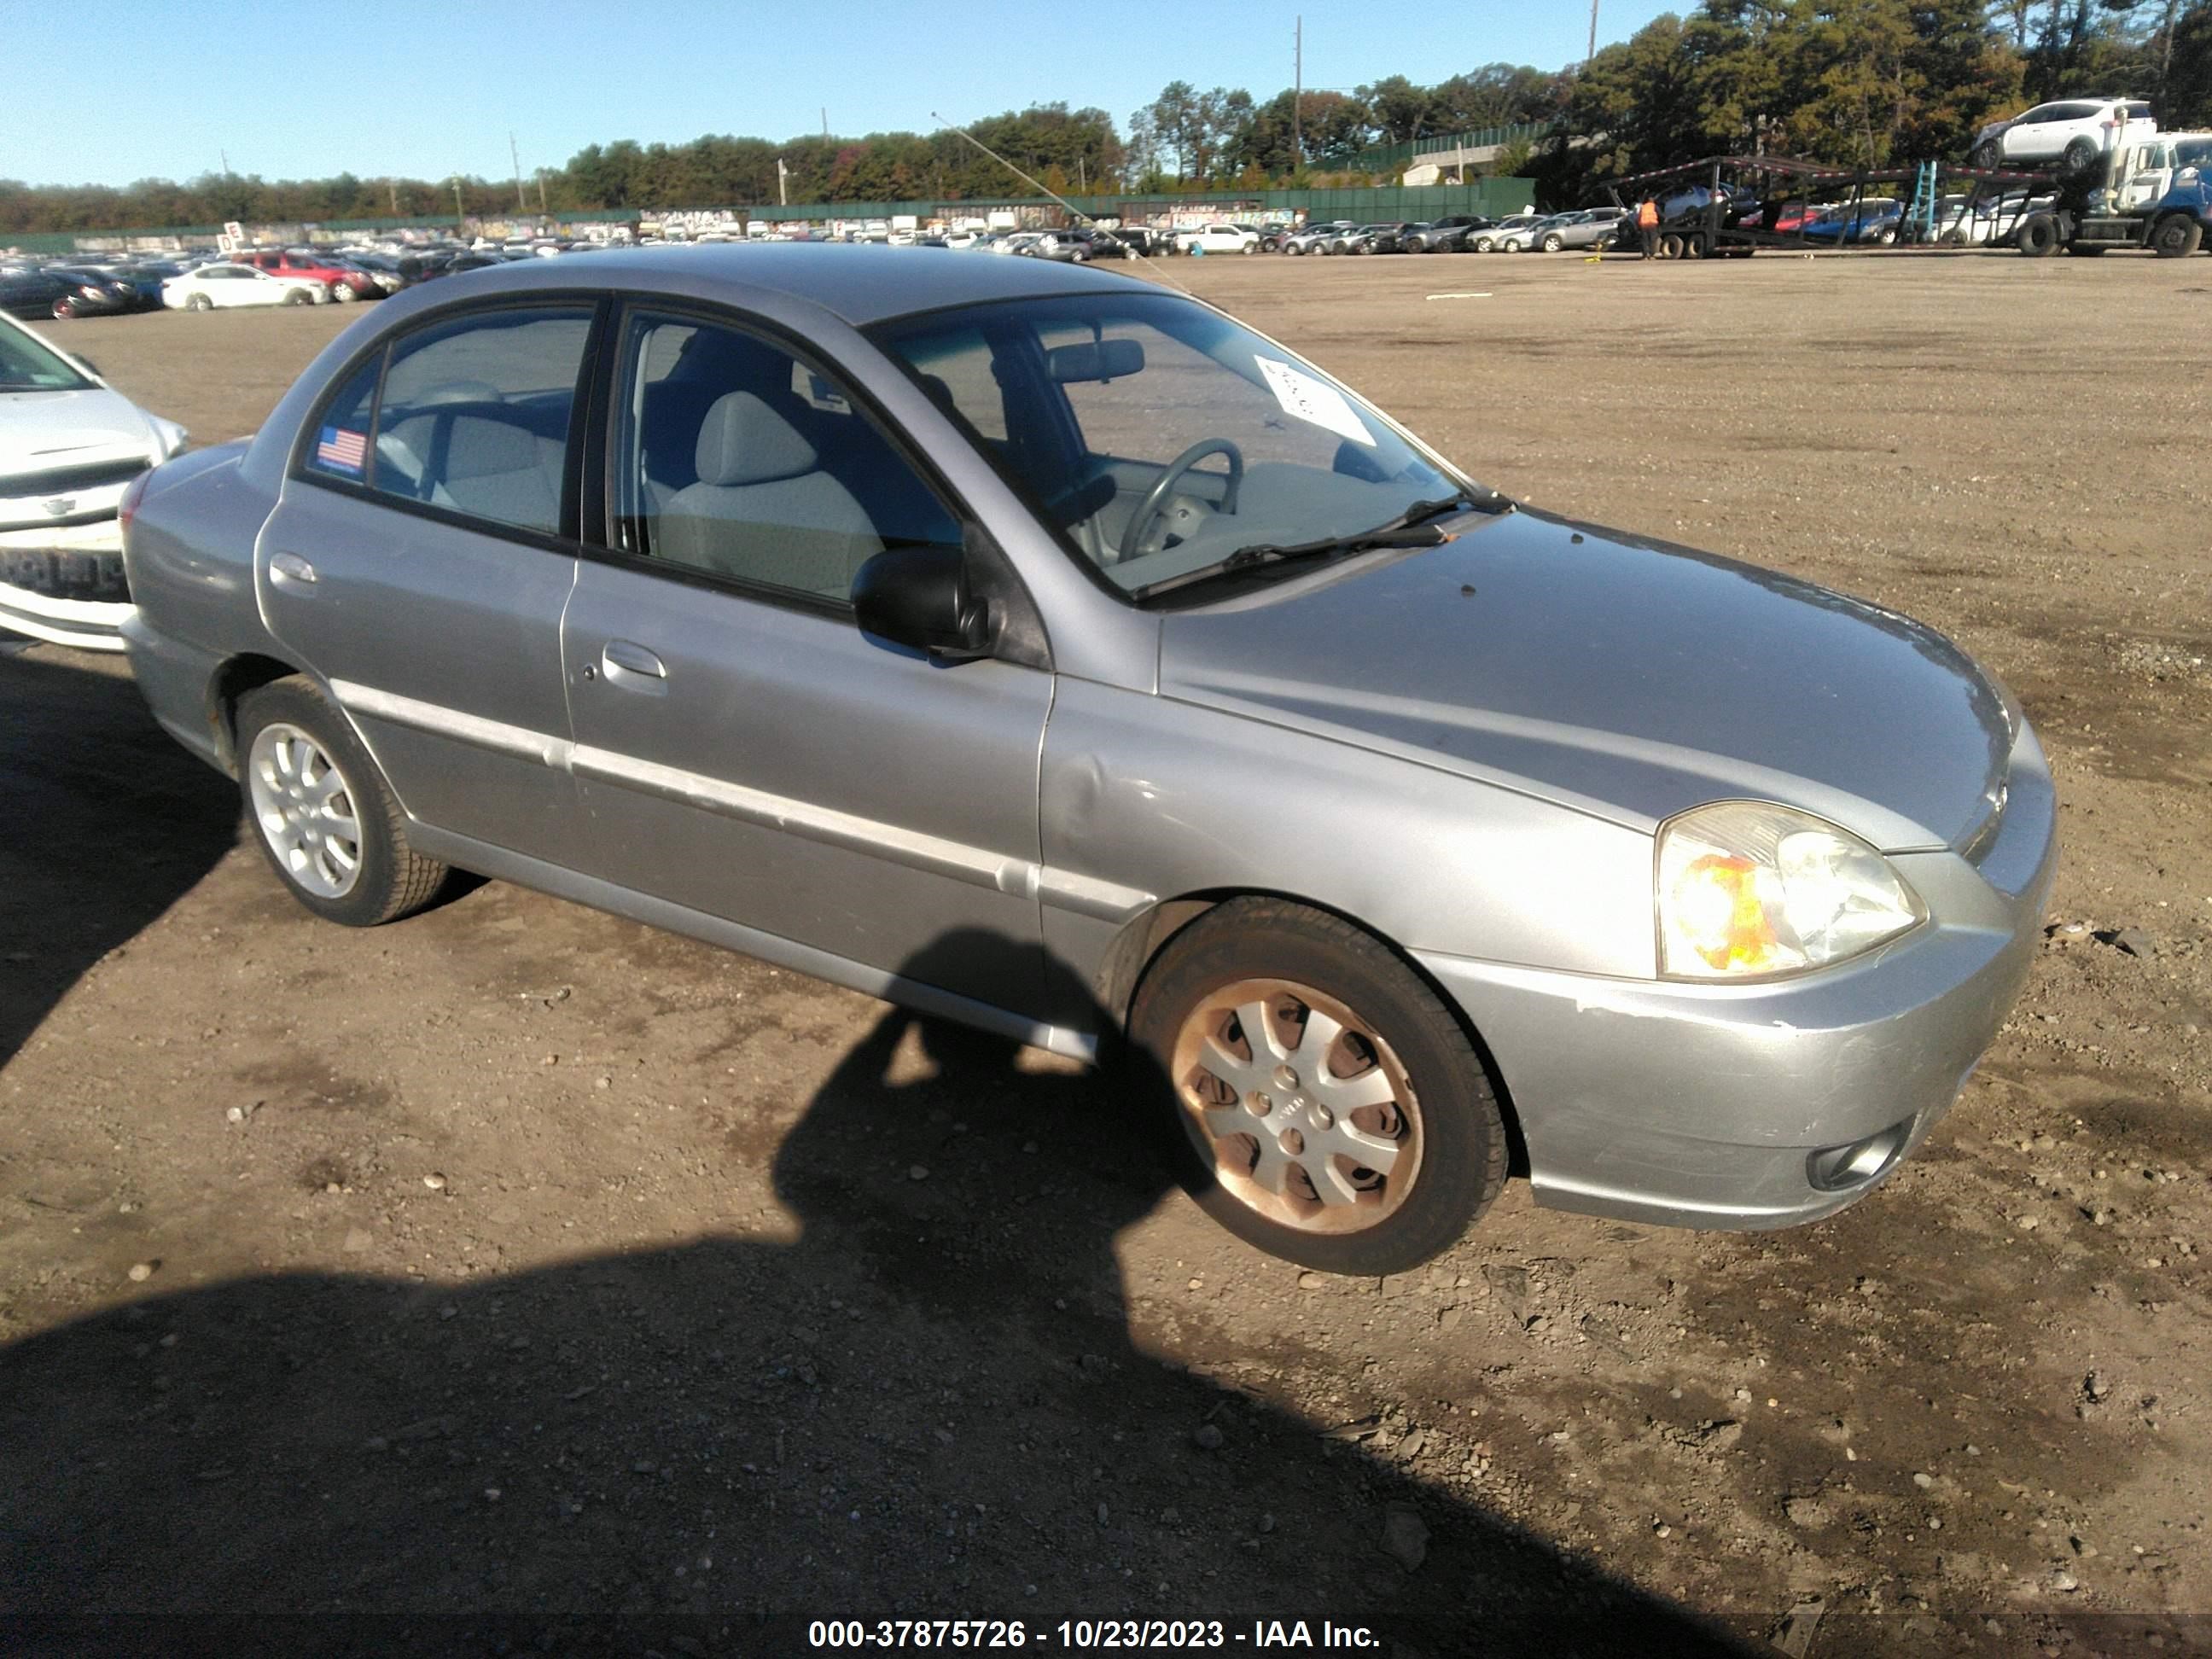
<box><xmin>247</xmin><ymin>723</ymin><xmax>363</xmax><ymax>899</ymax></box>
<box><xmin>1171</xmin><ymin>979</ymin><xmax>1422</xmax><ymax>1235</ymax></box>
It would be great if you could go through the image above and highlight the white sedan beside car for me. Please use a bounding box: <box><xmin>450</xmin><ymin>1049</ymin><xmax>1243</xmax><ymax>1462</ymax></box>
<box><xmin>161</xmin><ymin>263</ymin><xmax>325</xmax><ymax>311</ymax></box>
<box><xmin>0</xmin><ymin>311</ymin><xmax>187</xmax><ymax>649</ymax></box>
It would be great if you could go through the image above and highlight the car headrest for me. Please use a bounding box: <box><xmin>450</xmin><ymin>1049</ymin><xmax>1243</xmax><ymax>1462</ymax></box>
<box><xmin>413</xmin><ymin>379</ymin><xmax>504</xmax><ymax>407</ymax></box>
<box><xmin>694</xmin><ymin>392</ymin><xmax>818</xmax><ymax>486</ymax></box>
<box><xmin>441</xmin><ymin>415</ymin><xmax>544</xmax><ymax>480</ymax></box>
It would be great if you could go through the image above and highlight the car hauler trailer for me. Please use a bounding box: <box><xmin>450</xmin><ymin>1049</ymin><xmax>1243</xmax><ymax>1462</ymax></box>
<box><xmin>1596</xmin><ymin>155</ymin><xmax>2049</xmax><ymax>259</ymax></box>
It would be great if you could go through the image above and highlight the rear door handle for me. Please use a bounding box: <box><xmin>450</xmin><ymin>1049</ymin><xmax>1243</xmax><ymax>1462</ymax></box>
<box><xmin>601</xmin><ymin>639</ymin><xmax>667</xmax><ymax>688</ymax></box>
<box><xmin>270</xmin><ymin>552</ymin><xmax>317</xmax><ymax>585</ymax></box>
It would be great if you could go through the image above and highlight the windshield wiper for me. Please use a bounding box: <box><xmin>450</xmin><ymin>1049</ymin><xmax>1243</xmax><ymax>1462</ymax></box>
<box><xmin>1126</xmin><ymin>489</ymin><xmax>1508</xmax><ymax>602</ymax></box>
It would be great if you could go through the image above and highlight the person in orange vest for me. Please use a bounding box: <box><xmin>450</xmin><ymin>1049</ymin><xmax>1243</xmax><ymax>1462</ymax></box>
<box><xmin>1637</xmin><ymin>196</ymin><xmax>1661</xmax><ymax>258</ymax></box>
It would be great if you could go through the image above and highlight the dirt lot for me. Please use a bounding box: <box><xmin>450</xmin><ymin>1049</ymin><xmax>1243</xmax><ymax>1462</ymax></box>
<box><xmin>3</xmin><ymin>254</ymin><xmax>2209</xmax><ymax>1656</ymax></box>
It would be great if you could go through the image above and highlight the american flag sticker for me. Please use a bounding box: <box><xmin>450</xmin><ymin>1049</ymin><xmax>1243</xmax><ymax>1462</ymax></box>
<box><xmin>317</xmin><ymin>425</ymin><xmax>367</xmax><ymax>475</ymax></box>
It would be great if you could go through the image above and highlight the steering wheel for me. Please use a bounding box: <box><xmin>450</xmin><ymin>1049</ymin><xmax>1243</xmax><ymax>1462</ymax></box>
<box><xmin>1118</xmin><ymin>439</ymin><xmax>1244</xmax><ymax>564</ymax></box>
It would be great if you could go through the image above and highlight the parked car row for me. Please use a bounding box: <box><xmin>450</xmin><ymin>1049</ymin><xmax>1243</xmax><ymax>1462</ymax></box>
<box><xmin>1271</xmin><ymin>211</ymin><xmax>1628</xmax><ymax>256</ymax></box>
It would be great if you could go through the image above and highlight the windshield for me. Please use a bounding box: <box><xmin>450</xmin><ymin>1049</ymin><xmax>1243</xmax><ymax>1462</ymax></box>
<box><xmin>0</xmin><ymin>321</ymin><xmax>93</xmax><ymax>392</ymax></box>
<box><xmin>870</xmin><ymin>292</ymin><xmax>1464</xmax><ymax>598</ymax></box>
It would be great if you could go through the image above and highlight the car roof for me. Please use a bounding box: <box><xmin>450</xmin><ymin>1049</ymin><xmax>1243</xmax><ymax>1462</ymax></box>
<box><xmin>373</xmin><ymin>242</ymin><xmax>1144</xmax><ymax>327</ymax></box>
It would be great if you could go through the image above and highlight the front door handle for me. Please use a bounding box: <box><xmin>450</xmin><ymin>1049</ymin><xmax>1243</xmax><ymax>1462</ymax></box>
<box><xmin>601</xmin><ymin>639</ymin><xmax>667</xmax><ymax>688</ymax></box>
<box><xmin>270</xmin><ymin>551</ymin><xmax>317</xmax><ymax>585</ymax></box>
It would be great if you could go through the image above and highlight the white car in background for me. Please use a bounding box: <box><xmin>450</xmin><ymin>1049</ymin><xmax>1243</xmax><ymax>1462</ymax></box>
<box><xmin>0</xmin><ymin>311</ymin><xmax>186</xmax><ymax>649</ymax></box>
<box><xmin>160</xmin><ymin>263</ymin><xmax>324</xmax><ymax>311</ymax></box>
<box><xmin>1175</xmin><ymin>223</ymin><xmax>1259</xmax><ymax>255</ymax></box>
<box><xmin>1971</xmin><ymin>96</ymin><xmax>2155</xmax><ymax>172</ymax></box>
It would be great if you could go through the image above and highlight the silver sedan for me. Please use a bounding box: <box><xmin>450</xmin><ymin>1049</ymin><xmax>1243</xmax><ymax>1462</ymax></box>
<box><xmin>120</xmin><ymin>247</ymin><xmax>2055</xmax><ymax>1274</ymax></box>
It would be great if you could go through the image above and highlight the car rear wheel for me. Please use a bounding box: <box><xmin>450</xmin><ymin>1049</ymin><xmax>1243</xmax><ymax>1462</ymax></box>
<box><xmin>1130</xmin><ymin>898</ymin><xmax>1507</xmax><ymax>1275</ymax></box>
<box><xmin>236</xmin><ymin>678</ymin><xmax>450</xmax><ymax>928</ymax></box>
<box><xmin>2016</xmin><ymin>214</ymin><xmax>2063</xmax><ymax>257</ymax></box>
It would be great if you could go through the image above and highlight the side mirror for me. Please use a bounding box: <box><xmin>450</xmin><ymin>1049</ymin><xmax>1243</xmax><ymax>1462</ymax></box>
<box><xmin>852</xmin><ymin>538</ymin><xmax>992</xmax><ymax>661</ymax></box>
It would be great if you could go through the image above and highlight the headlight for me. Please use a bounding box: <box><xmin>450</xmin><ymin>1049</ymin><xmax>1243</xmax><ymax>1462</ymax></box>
<box><xmin>1656</xmin><ymin>801</ymin><xmax>1923</xmax><ymax>979</ymax></box>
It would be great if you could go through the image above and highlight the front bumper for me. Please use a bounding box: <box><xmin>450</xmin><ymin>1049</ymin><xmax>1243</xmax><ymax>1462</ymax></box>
<box><xmin>1416</xmin><ymin>725</ymin><xmax>2059</xmax><ymax>1231</ymax></box>
<box><xmin>0</xmin><ymin>519</ymin><xmax>132</xmax><ymax>651</ymax></box>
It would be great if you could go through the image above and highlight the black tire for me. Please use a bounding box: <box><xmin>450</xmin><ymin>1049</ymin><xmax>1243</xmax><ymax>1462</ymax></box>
<box><xmin>2152</xmin><ymin>215</ymin><xmax>2203</xmax><ymax>258</ymax></box>
<box><xmin>1970</xmin><ymin>140</ymin><xmax>2001</xmax><ymax>169</ymax></box>
<box><xmin>2072</xmin><ymin>241</ymin><xmax>2109</xmax><ymax>256</ymax></box>
<box><xmin>2062</xmin><ymin>136</ymin><xmax>2098</xmax><ymax>175</ymax></box>
<box><xmin>50</xmin><ymin>298</ymin><xmax>74</xmax><ymax>319</ymax></box>
<box><xmin>1128</xmin><ymin>898</ymin><xmax>1508</xmax><ymax>1276</ymax></box>
<box><xmin>1659</xmin><ymin>232</ymin><xmax>1684</xmax><ymax>259</ymax></box>
<box><xmin>234</xmin><ymin>677</ymin><xmax>449</xmax><ymax>927</ymax></box>
<box><xmin>2016</xmin><ymin>214</ymin><xmax>2062</xmax><ymax>257</ymax></box>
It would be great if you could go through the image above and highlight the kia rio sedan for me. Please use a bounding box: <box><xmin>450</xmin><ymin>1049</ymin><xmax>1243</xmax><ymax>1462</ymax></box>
<box><xmin>119</xmin><ymin>247</ymin><xmax>2055</xmax><ymax>1274</ymax></box>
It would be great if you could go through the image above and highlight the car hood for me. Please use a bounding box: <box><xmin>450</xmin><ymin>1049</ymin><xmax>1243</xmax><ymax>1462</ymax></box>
<box><xmin>1156</xmin><ymin>509</ymin><xmax>2014</xmax><ymax>851</ymax></box>
<box><xmin>0</xmin><ymin>387</ymin><xmax>166</xmax><ymax>475</ymax></box>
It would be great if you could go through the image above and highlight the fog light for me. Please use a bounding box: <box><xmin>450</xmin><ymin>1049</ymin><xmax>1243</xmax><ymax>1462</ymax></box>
<box><xmin>1806</xmin><ymin>1118</ymin><xmax>1913</xmax><ymax>1193</ymax></box>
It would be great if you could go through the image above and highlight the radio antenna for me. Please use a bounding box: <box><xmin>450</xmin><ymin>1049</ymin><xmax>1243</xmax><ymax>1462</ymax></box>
<box><xmin>931</xmin><ymin>111</ymin><xmax>1191</xmax><ymax>292</ymax></box>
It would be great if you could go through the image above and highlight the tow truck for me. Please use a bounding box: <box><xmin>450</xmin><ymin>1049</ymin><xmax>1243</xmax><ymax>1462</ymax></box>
<box><xmin>2012</xmin><ymin>121</ymin><xmax>2212</xmax><ymax>256</ymax></box>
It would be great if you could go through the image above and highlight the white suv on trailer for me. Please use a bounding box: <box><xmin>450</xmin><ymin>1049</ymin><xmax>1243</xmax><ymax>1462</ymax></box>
<box><xmin>1972</xmin><ymin>96</ymin><xmax>2155</xmax><ymax>172</ymax></box>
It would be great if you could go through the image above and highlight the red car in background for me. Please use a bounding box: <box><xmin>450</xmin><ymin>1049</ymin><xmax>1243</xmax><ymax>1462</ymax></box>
<box><xmin>238</xmin><ymin>250</ymin><xmax>377</xmax><ymax>301</ymax></box>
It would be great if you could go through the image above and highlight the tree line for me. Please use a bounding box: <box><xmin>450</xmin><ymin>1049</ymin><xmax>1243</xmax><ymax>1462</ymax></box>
<box><xmin>6</xmin><ymin>5</ymin><xmax>2212</xmax><ymax>235</ymax></box>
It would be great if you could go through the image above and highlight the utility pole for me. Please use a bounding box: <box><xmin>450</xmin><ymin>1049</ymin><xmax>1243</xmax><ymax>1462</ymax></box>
<box><xmin>452</xmin><ymin>177</ymin><xmax>466</xmax><ymax>225</ymax></box>
<box><xmin>511</xmin><ymin>131</ymin><xmax>527</xmax><ymax>212</ymax></box>
<box><xmin>777</xmin><ymin>157</ymin><xmax>789</xmax><ymax>207</ymax></box>
<box><xmin>1293</xmin><ymin>16</ymin><xmax>1302</xmax><ymax>166</ymax></box>
<box><xmin>1587</xmin><ymin>0</ymin><xmax>1599</xmax><ymax>64</ymax></box>
<box><xmin>822</xmin><ymin>108</ymin><xmax>830</xmax><ymax>140</ymax></box>
<box><xmin>537</xmin><ymin>170</ymin><xmax>549</xmax><ymax>213</ymax></box>
<box><xmin>387</xmin><ymin>178</ymin><xmax>399</xmax><ymax>213</ymax></box>
<box><xmin>220</xmin><ymin>148</ymin><xmax>230</xmax><ymax>176</ymax></box>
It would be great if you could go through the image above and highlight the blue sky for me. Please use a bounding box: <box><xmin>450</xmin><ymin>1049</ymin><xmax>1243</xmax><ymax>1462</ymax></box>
<box><xmin>9</xmin><ymin>0</ymin><xmax>1675</xmax><ymax>189</ymax></box>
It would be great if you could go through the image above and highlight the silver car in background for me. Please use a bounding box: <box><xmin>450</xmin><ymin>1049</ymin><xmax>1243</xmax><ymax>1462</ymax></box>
<box><xmin>121</xmin><ymin>247</ymin><xmax>2055</xmax><ymax>1274</ymax></box>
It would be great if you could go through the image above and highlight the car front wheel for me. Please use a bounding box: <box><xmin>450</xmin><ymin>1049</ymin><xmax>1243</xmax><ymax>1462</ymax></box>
<box><xmin>2153</xmin><ymin>215</ymin><xmax>2203</xmax><ymax>257</ymax></box>
<box><xmin>236</xmin><ymin>678</ymin><xmax>450</xmax><ymax>927</ymax></box>
<box><xmin>1130</xmin><ymin>898</ymin><xmax>1508</xmax><ymax>1275</ymax></box>
<box><xmin>1541</xmin><ymin>233</ymin><xmax>1565</xmax><ymax>252</ymax></box>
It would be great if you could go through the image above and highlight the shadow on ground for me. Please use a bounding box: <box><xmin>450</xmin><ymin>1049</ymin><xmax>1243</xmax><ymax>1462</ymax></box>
<box><xmin>0</xmin><ymin>925</ymin><xmax>1761</xmax><ymax>1656</ymax></box>
<box><xmin>0</xmin><ymin>645</ymin><xmax>238</xmax><ymax>1069</ymax></box>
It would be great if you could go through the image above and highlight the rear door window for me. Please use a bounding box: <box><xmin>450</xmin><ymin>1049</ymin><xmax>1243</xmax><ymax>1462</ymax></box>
<box><xmin>300</xmin><ymin>306</ymin><xmax>594</xmax><ymax>538</ymax></box>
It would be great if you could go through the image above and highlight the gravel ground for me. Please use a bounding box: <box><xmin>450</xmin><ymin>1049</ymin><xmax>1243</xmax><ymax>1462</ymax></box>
<box><xmin>2</xmin><ymin>252</ymin><xmax>2208</xmax><ymax>1657</ymax></box>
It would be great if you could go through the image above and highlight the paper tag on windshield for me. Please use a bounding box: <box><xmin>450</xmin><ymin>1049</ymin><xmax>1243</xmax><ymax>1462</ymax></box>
<box><xmin>1254</xmin><ymin>355</ymin><xmax>1375</xmax><ymax>447</ymax></box>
